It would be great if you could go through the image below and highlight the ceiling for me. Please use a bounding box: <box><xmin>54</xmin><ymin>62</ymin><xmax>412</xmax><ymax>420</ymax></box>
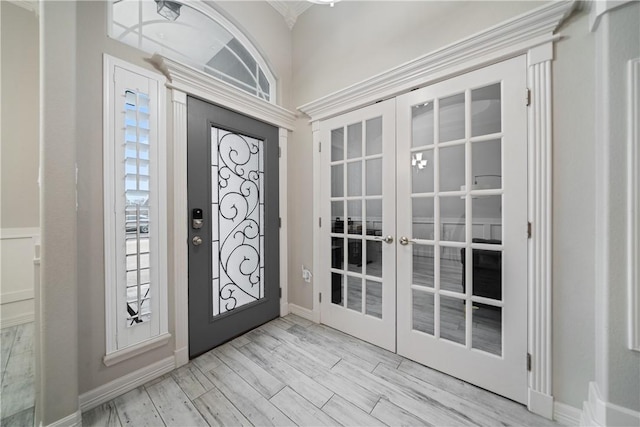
<box><xmin>266</xmin><ymin>1</ymin><xmax>313</xmax><ymax>29</ymax></box>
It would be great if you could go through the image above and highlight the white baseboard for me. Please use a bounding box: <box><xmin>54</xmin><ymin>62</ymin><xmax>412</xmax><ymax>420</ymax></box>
<box><xmin>288</xmin><ymin>303</ymin><xmax>315</xmax><ymax>322</ymax></box>
<box><xmin>78</xmin><ymin>356</ymin><xmax>175</xmax><ymax>413</ymax></box>
<box><xmin>45</xmin><ymin>410</ymin><xmax>81</xmax><ymax>427</ymax></box>
<box><xmin>0</xmin><ymin>227</ymin><xmax>40</xmax><ymax>239</ymax></box>
<box><xmin>174</xmin><ymin>346</ymin><xmax>189</xmax><ymax>368</ymax></box>
<box><xmin>280</xmin><ymin>301</ymin><xmax>290</xmax><ymax>317</ymax></box>
<box><xmin>582</xmin><ymin>382</ymin><xmax>640</xmax><ymax>426</ymax></box>
<box><xmin>0</xmin><ymin>312</ymin><xmax>34</xmax><ymax>329</ymax></box>
<box><xmin>528</xmin><ymin>388</ymin><xmax>554</xmax><ymax>419</ymax></box>
<box><xmin>554</xmin><ymin>402</ymin><xmax>582</xmax><ymax>426</ymax></box>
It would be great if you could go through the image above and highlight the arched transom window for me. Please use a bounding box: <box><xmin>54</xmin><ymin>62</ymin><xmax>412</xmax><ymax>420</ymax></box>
<box><xmin>109</xmin><ymin>0</ymin><xmax>276</xmax><ymax>102</ymax></box>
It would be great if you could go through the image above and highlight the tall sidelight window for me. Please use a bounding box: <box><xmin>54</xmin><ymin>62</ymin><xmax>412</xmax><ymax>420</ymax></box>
<box><xmin>108</xmin><ymin>0</ymin><xmax>276</xmax><ymax>102</ymax></box>
<box><xmin>104</xmin><ymin>55</ymin><xmax>169</xmax><ymax>363</ymax></box>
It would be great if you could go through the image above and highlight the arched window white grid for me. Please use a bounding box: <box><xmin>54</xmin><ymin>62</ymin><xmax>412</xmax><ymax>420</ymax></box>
<box><xmin>108</xmin><ymin>0</ymin><xmax>277</xmax><ymax>102</ymax></box>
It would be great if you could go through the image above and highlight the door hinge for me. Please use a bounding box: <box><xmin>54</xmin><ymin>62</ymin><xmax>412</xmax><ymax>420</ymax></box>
<box><xmin>319</xmin><ymin>292</ymin><xmax>322</xmax><ymax>303</ymax></box>
<box><xmin>279</xmin><ymin>287</ymin><xmax>282</xmax><ymax>298</ymax></box>
<box><xmin>279</xmin><ymin>217</ymin><xmax>282</xmax><ymax>228</ymax></box>
<box><xmin>319</xmin><ymin>142</ymin><xmax>322</xmax><ymax>153</ymax></box>
<box><xmin>527</xmin><ymin>222</ymin><xmax>532</xmax><ymax>239</ymax></box>
<box><xmin>527</xmin><ymin>353</ymin><xmax>532</xmax><ymax>371</ymax></box>
<box><xmin>279</xmin><ymin>147</ymin><xmax>282</xmax><ymax>158</ymax></box>
<box><xmin>526</xmin><ymin>88</ymin><xmax>532</xmax><ymax>106</ymax></box>
<box><xmin>319</xmin><ymin>217</ymin><xmax>322</xmax><ymax>228</ymax></box>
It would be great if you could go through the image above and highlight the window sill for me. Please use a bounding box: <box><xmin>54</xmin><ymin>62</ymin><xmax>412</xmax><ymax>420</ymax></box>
<box><xmin>103</xmin><ymin>333</ymin><xmax>172</xmax><ymax>367</ymax></box>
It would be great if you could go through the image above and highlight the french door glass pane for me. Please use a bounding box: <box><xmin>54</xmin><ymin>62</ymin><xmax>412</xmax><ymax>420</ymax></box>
<box><xmin>331</xmin><ymin>165</ymin><xmax>343</xmax><ymax>197</ymax></box>
<box><xmin>413</xmin><ymin>245</ymin><xmax>434</xmax><ymax>288</ymax></box>
<box><xmin>347</xmin><ymin>161</ymin><xmax>362</xmax><ymax>197</ymax></box>
<box><xmin>366</xmin><ymin>199</ymin><xmax>382</xmax><ymax>236</ymax></box>
<box><xmin>412</xmin><ymin>102</ymin><xmax>434</xmax><ymax>148</ymax></box>
<box><xmin>411</xmin><ymin>149</ymin><xmax>434</xmax><ymax>194</ymax></box>
<box><xmin>472</xmin><ymin>139</ymin><xmax>502</xmax><ymax>190</ymax></box>
<box><xmin>365</xmin><ymin>240</ymin><xmax>382</xmax><ymax>278</ymax></box>
<box><xmin>412</xmin><ymin>197</ymin><xmax>434</xmax><ymax>240</ymax></box>
<box><xmin>439</xmin><ymin>93</ymin><xmax>465</xmax><ymax>142</ymax></box>
<box><xmin>365</xmin><ymin>280</ymin><xmax>382</xmax><ymax>318</ymax></box>
<box><xmin>347</xmin><ymin>275</ymin><xmax>362</xmax><ymax>312</ymax></box>
<box><xmin>471</xmin><ymin>83</ymin><xmax>501</xmax><ymax>137</ymax></box>
<box><xmin>211</xmin><ymin>128</ymin><xmax>264</xmax><ymax>317</ymax></box>
<box><xmin>441</xmin><ymin>247</ymin><xmax>464</xmax><ymax>293</ymax></box>
<box><xmin>347</xmin><ymin>123</ymin><xmax>362</xmax><ymax>159</ymax></box>
<box><xmin>331</xmin><ymin>273</ymin><xmax>343</xmax><ymax>305</ymax></box>
<box><xmin>331</xmin><ymin>128</ymin><xmax>344</xmax><ymax>161</ymax></box>
<box><xmin>347</xmin><ymin>239</ymin><xmax>362</xmax><ymax>273</ymax></box>
<box><xmin>347</xmin><ymin>200</ymin><xmax>362</xmax><ymax>235</ymax></box>
<box><xmin>412</xmin><ymin>290</ymin><xmax>434</xmax><ymax>335</ymax></box>
<box><xmin>366</xmin><ymin>158</ymin><xmax>383</xmax><ymax>196</ymax></box>
<box><xmin>472</xmin><ymin>303</ymin><xmax>502</xmax><ymax>356</ymax></box>
<box><xmin>439</xmin><ymin>144</ymin><xmax>465</xmax><ymax>192</ymax></box>
<box><xmin>440</xmin><ymin>197</ymin><xmax>465</xmax><ymax>242</ymax></box>
<box><xmin>331</xmin><ymin>201</ymin><xmax>344</xmax><ymax>233</ymax></box>
<box><xmin>440</xmin><ymin>295</ymin><xmax>465</xmax><ymax>345</ymax></box>
<box><xmin>366</xmin><ymin>117</ymin><xmax>383</xmax><ymax>155</ymax></box>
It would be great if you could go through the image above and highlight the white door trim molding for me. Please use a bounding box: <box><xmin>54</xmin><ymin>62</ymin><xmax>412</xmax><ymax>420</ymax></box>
<box><xmin>301</xmin><ymin>1</ymin><xmax>576</xmax><ymax>419</ymax></box>
<box><xmin>153</xmin><ymin>57</ymin><xmax>297</xmax><ymax>369</ymax></box>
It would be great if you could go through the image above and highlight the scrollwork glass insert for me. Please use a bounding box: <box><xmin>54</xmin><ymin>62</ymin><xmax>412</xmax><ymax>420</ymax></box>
<box><xmin>212</xmin><ymin>127</ymin><xmax>264</xmax><ymax>316</ymax></box>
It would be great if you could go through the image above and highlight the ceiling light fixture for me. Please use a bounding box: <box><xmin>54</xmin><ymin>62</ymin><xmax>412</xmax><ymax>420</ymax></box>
<box><xmin>308</xmin><ymin>0</ymin><xmax>341</xmax><ymax>7</ymax></box>
<box><xmin>155</xmin><ymin>0</ymin><xmax>181</xmax><ymax>21</ymax></box>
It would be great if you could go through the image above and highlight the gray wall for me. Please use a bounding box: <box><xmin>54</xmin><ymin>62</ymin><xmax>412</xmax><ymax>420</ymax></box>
<box><xmin>1</xmin><ymin>2</ymin><xmax>39</xmax><ymax>229</ymax></box>
<box><xmin>599</xmin><ymin>2</ymin><xmax>640</xmax><ymax>412</ymax></box>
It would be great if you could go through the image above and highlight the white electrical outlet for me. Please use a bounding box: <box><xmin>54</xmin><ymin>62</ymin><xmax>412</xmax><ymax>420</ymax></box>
<box><xmin>301</xmin><ymin>265</ymin><xmax>313</xmax><ymax>283</ymax></box>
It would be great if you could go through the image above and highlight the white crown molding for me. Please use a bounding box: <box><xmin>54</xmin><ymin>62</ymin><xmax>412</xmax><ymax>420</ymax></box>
<box><xmin>268</xmin><ymin>1</ymin><xmax>312</xmax><ymax>30</ymax></box>
<box><xmin>298</xmin><ymin>0</ymin><xmax>577</xmax><ymax>122</ymax></box>
<box><xmin>150</xmin><ymin>54</ymin><xmax>297</xmax><ymax>130</ymax></box>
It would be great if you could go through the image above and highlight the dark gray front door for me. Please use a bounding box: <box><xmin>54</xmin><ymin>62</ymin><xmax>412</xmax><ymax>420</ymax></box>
<box><xmin>187</xmin><ymin>96</ymin><xmax>279</xmax><ymax>358</ymax></box>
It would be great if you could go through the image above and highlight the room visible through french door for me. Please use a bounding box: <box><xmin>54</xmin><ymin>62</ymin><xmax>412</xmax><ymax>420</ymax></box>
<box><xmin>187</xmin><ymin>97</ymin><xmax>280</xmax><ymax>358</ymax></box>
<box><xmin>320</xmin><ymin>56</ymin><xmax>528</xmax><ymax>403</ymax></box>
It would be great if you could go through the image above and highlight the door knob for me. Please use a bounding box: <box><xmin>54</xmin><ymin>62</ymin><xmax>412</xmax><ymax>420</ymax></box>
<box><xmin>399</xmin><ymin>236</ymin><xmax>412</xmax><ymax>245</ymax></box>
<box><xmin>192</xmin><ymin>236</ymin><xmax>203</xmax><ymax>246</ymax></box>
<box><xmin>373</xmin><ymin>235</ymin><xmax>394</xmax><ymax>244</ymax></box>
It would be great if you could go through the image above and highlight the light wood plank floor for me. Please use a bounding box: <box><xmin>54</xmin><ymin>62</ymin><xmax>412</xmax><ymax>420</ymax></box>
<box><xmin>0</xmin><ymin>322</ymin><xmax>35</xmax><ymax>426</ymax></box>
<box><xmin>83</xmin><ymin>315</ymin><xmax>557</xmax><ymax>427</ymax></box>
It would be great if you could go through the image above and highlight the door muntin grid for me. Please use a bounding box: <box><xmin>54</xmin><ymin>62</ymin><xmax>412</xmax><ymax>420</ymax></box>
<box><xmin>330</xmin><ymin>117</ymin><xmax>384</xmax><ymax>319</ymax></box>
<box><xmin>211</xmin><ymin>127</ymin><xmax>265</xmax><ymax>317</ymax></box>
<box><xmin>410</xmin><ymin>83</ymin><xmax>504</xmax><ymax>356</ymax></box>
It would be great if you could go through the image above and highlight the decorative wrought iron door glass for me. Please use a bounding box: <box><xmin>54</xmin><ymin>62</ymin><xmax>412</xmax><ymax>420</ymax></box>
<box><xmin>124</xmin><ymin>90</ymin><xmax>152</xmax><ymax>327</ymax></box>
<box><xmin>211</xmin><ymin>127</ymin><xmax>264</xmax><ymax>316</ymax></box>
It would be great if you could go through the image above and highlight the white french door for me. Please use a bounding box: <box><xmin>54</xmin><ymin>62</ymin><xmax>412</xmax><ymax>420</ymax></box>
<box><xmin>396</xmin><ymin>57</ymin><xmax>528</xmax><ymax>403</ymax></box>
<box><xmin>319</xmin><ymin>56</ymin><xmax>528</xmax><ymax>403</ymax></box>
<box><xmin>320</xmin><ymin>99</ymin><xmax>397</xmax><ymax>352</ymax></box>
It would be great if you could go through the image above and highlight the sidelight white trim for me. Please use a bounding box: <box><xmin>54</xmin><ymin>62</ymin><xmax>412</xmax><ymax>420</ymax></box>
<box><xmin>279</xmin><ymin>128</ymin><xmax>290</xmax><ymax>317</ymax></box>
<box><xmin>302</xmin><ymin>1</ymin><xmax>573</xmax><ymax>419</ymax></box>
<box><xmin>172</xmin><ymin>89</ymin><xmax>189</xmax><ymax>368</ymax></box>
<box><xmin>311</xmin><ymin>120</ymin><xmax>322</xmax><ymax>324</ymax></box>
<box><xmin>629</xmin><ymin>58</ymin><xmax>640</xmax><ymax>352</ymax></box>
<box><xmin>298</xmin><ymin>1</ymin><xmax>576</xmax><ymax>121</ymax></box>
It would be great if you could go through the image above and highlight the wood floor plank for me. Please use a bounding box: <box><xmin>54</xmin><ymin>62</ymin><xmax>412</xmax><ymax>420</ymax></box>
<box><xmin>212</xmin><ymin>342</ymin><xmax>285</xmax><ymax>399</ymax></box>
<box><xmin>203</xmin><ymin>362</ymin><xmax>293</xmax><ymax>426</ymax></box>
<box><xmin>0</xmin><ymin>326</ymin><xmax>17</xmax><ymax>379</ymax></box>
<box><xmin>281</xmin><ymin>314</ymin><xmax>315</xmax><ymax>329</ymax></box>
<box><xmin>81</xmin><ymin>401</ymin><xmax>122</xmax><ymax>427</ymax></box>
<box><xmin>321</xmin><ymin>394</ymin><xmax>386</xmax><ymax>427</ymax></box>
<box><xmin>192</xmin><ymin>386</ymin><xmax>251</xmax><ymax>427</ymax></box>
<box><xmin>229</xmin><ymin>334</ymin><xmax>251</xmax><ymax>348</ymax></box>
<box><xmin>113</xmin><ymin>386</ymin><xmax>164</xmax><ymax>427</ymax></box>
<box><xmin>331</xmin><ymin>359</ymin><xmax>471</xmax><ymax>426</ymax></box>
<box><xmin>270</xmin><ymin>386</ymin><xmax>339</xmax><ymax>426</ymax></box>
<box><xmin>1</xmin><ymin>406</ymin><xmax>35</xmax><ymax>427</ymax></box>
<box><xmin>373</xmin><ymin>362</ymin><xmax>512</xmax><ymax>426</ymax></box>
<box><xmin>146</xmin><ymin>377</ymin><xmax>208</xmax><ymax>426</ymax></box>
<box><xmin>260</xmin><ymin>322</ymin><xmax>341</xmax><ymax>370</ymax></box>
<box><xmin>0</xmin><ymin>373</ymin><xmax>35</xmax><ymax>419</ymax></box>
<box><xmin>271</xmin><ymin>341</ymin><xmax>332</xmax><ymax>379</ymax></box>
<box><xmin>191</xmin><ymin>349</ymin><xmax>223</xmax><ymax>374</ymax></box>
<box><xmin>397</xmin><ymin>359</ymin><xmax>556</xmax><ymax>427</ymax></box>
<box><xmin>244</xmin><ymin>327</ymin><xmax>282</xmax><ymax>351</ymax></box>
<box><xmin>314</xmin><ymin>369</ymin><xmax>380</xmax><ymax>413</ymax></box>
<box><xmin>307</xmin><ymin>323</ymin><xmax>403</xmax><ymax>369</ymax></box>
<box><xmin>239</xmin><ymin>341</ymin><xmax>334</xmax><ymax>408</ymax></box>
<box><xmin>171</xmin><ymin>363</ymin><xmax>214</xmax><ymax>401</ymax></box>
<box><xmin>371</xmin><ymin>396</ymin><xmax>433</xmax><ymax>427</ymax></box>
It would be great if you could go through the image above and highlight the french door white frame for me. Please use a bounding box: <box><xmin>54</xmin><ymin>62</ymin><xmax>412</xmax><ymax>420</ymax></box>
<box><xmin>150</xmin><ymin>55</ymin><xmax>297</xmax><ymax>368</ymax></box>
<box><xmin>300</xmin><ymin>1</ymin><xmax>577</xmax><ymax>419</ymax></box>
